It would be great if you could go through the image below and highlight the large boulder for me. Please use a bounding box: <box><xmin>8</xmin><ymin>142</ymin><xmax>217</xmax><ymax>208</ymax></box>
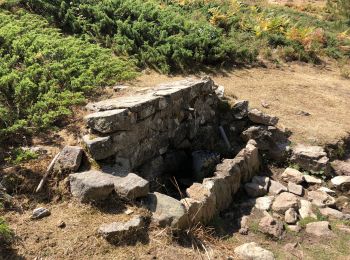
<box><xmin>272</xmin><ymin>192</ymin><xmax>299</xmax><ymax>214</ymax></box>
<box><xmin>234</xmin><ymin>242</ymin><xmax>275</xmax><ymax>260</ymax></box>
<box><xmin>98</xmin><ymin>215</ymin><xmax>145</xmax><ymax>244</ymax></box>
<box><xmin>307</xmin><ymin>190</ymin><xmax>336</xmax><ymax>208</ymax></box>
<box><xmin>259</xmin><ymin>215</ymin><xmax>284</xmax><ymax>239</ymax></box>
<box><xmin>144</xmin><ymin>192</ymin><xmax>187</xmax><ymax>229</ymax></box>
<box><xmin>291</xmin><ymin>145</ymin><xmax>330</xmax><ymax>175</ymax></box>
<box><xmin>69</xmin><ymin>171</ymin><xmax>115</xmax><ymax>202</ymax></box>
<box><xmin>305</xmin><ymin>221</ymin><xmax>334</xmax><ymax>237</ymax></box>
<box><xmin>248</xmin><ymin>108</ymin><xmax>279</xmax><ymax>126</ymax></box>
<box><xmin>281</xmin><ymin>168</ymin><xmax>304</xmax><ymax>184</ymax></box>
<box><xmin>53</xmin><ymin>146</ymin><xmax>83</xmax><ymax>173</ymax></box>
<box><xmin>331</xmin><ymin>176</ymin><xmax>350</xmax><ymax>191</ymax></box>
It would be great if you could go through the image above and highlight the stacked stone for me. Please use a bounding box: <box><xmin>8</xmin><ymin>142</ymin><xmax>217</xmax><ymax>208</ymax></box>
<box><xmin>83</xmin><ymin>78</ymin><xmax>219</xmax><ymax>172</ymax></box>
<box><xmin>181</xmin><ymin>140</ymin><xmax>260</xmax><ymax>226</ymax></box>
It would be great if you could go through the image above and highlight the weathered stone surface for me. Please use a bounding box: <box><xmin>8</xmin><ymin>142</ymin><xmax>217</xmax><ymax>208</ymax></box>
<box><xmin>85</xmin><ymin>109</ymin><xmax>136</xmax><ymax>134</ymax></box>
<box><xmin>83</xmin><ymin>135</ymin><xmax>114</xmax><ymax>160</ymax></box>
<box><xmin>272</xmin><ymin>192</ymin><xmax>299</xmax><ymax>214</ymax></box>
<box><xmin>113</xmin><ymin>173</ymin><xmax>149</xmax><ymax>200</ymax></box>
<box><xmin>288</xmin><ymin>224</ymin><xmax>301</xmax><ymax>233</ymax></box>
<box><xmin>305</xmin><ymin>221</ymin><xmax>334</xmax><ymax>237</ymax></box>
<box><xmin>335</xmin><ymin>196</ymin><xmax>350</xmax><ymax>211</ymax></box>
<box><xmin>281</xmin><ymin>168</ymin><xmax>304</xmax><ymax>184</ymax></box>
<box><xmin>259</xmin><ymin>215</ymin><xmax>284</xmax><ymax>239</ymax></box>
<box><xmin>285</xmin><ymin>208</ymin><xmax>298</xmax><ymax>224</ymax></box>
<box><xmin>269</xmin><ymin>180</ymin><xmax>287</xmax><ymax>195</ymax></box>
<box><xmin>31</xmin><ymin>207</ymin><xmax>50</xmax><ymax>220</ymax></box>
<box><xmin>232</xmin><ymin>100</ymin><xmax>249</xmax><ymax>120</ymax></box>
<box><xmin>317</xmin><ymin>187</ymin><xmax>336</xmax><ymax>195</ymax></box>
<box><xmin>234</xmin><ymin>141</ymin><xmax>260</xmax><ymax>183</ymax></box>
<box><xmin>291</xmin><ymin>145</ymin><xmax>330</xmax><ymax>174</ymax></box>
<box><xmin>331</xmin><ymin>159</ymin><xmax>350</xmax><ymax>176</ymax></box>
<box><xmin>98</xmin><ymin>215</ymin><xmax>144</xmax><ymax>243</ymax></box>
<box><xmin>248</xmin><ymin>108</ymin><xmax>279</xmax><ymax>126</ymax></box>
<box><xmin>331</xmin><ymin>176</ymin><xmax>350</xmax><ymax>191</ymax></box>
<box><xmin>255</xmin><ymin>196</ymin><xmax>274</xmax><ymax>211</ymax></box>
<box><xmin>319</xmin><ymin>207</ymin><xmax>348</xmax><ymax>220</ymax></box>
<box><xmin>53</xmin><ymin>146</ymin><xmax>83</xmax><ymax>173</ymax></box>
<box><xmin>287</xmin><ymin>182</ymin><xmax>304</xmax><ymax>196</ymax></box>
<box><xmin>304</xmin><ymin>175</ymin><xmax>322</xmax><ymax>185</ymax></box>
<box><xmin>307</xmin><ymin>190</ymin><xmax>336</xmax><ymax>208</ymax></box>
<box><xmin>144</xmin><ymin>192</ymin><xmax>187</xmax><ymax>229</ymax></box>
<box><xmin>241</xmin><ymin>126</ymin><xmax>289</xmax><ymax>161</ymax></box>
<box><xmin>234</xmin><ymin>242</ymin><xmax>275</xmax><ymax>260</ymax></box>
<box><xmin>69</xmin><ymin>170</ymin><xmax>115</xmax><ymax>202</ymax></box>
<box><xmin>239</xmin><ymin>215</ymin><xmax>249</xmax><ymax>235</ymax></box>
<box><xmin>299</xmin><ymin>199</ymin><xmax>316</xmax><ymax>219</ymax></box>
<box><xmin>244</xmin><ymin>182</ymin><xmax>267</xmax><ymax>198</ymax></box>
<box><xmin>192</xmin><ymin>150</ymin><xmax>220</xmax><ymax>181</ymax></box>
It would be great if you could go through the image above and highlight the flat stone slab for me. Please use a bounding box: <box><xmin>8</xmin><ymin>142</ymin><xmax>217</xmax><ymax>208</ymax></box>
<box><xmin>234</xmin><ymin>242</ymin><xmax>275</xmax><ymax>260</ymax></box>
<box><xmin>269</xmin><ymin>180</ymin><xmax>287</xmax><ymax>195</ymax></box>
<box><xmin>98</xmin><ymin>215</ymin><xmax>144</xmax><ymax>243</ymax></box>
<box><xmin>305</xmin><ymin>221</ymin><xmax>334</xmax><ymax>237</ymax></box>
<box><xmin>272</xmin><ymin>192</ymin><xmax>299</xmax><ymax>214</ymax></box>
<box><xmin>248</xmin><ymin>108</ymin><xmax>278</xmax><ymax>126</ymax></box>
<box><xmin>331</xmin><ymin>176</ymin><xmax>350</xmax><ymax>191</ymax></box>
<box><xmin>114</xmin><ymin>173</ymin><xmax>149</xmax><ymax>200</ymax></box>
<box><xmin>53</xmin><ymin>146</ymin><xmax>83</xmax><ymax>173</ymax></box>
<box><xmin>307</xmin><ymin>190</ymin><xmax>336</xmax><ymax>208</ymax></box>
<box><xmin>143</xmin><ymin>192</ymin><xmax>187</xmax><ymax>229</ymax></box>
<box><xmin>281</xmin><ymin>168</ymin><xmax>304</xmax><ymax>184</ymax></box>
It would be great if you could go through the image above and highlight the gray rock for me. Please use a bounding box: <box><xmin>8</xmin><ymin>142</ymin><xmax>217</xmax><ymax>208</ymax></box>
<box><xmin>272</xmin><ymin>192</ymin><xmax>299</xmax><ymax>214</ymax></box>
<box><xmin>304</xmin><ymin>175</ymin><xmax>322</xmax><ymax>185</ymax></box>
<box><xmin>98</xmin><ymin>215</ymin><xmax>145</xmax><ymax>243</ymax></box>
<box><xmin>31</xmin><ymin>207</ymin><xmax>51</xmax><ymax>220</ymax></box>
<box><xmin>248</xmin><ymin>108</ymin><xmax>279</xmax><ymax>126</ymax></box>
<box><xmin>287</xmin><ymin>182</ymin><xmax>304</xmax><ymax>196</ymax></box>
<box><xmin>305</xmin><ymin>221</ymin><xmax>334</xmax><ymax>237</ymax></box>
<box><xmin>281</xmin><ymin>168</ymin><xmax>304</xmax><ymax>184</ymax></box>
<box><xmin>331</xmin><ymin>159</ymin><xmax>350</xmax><ymax>176</ymax></box>
<box><xmin>53</xmin><ymin>146</ymin><xmax>83</xmax><ymax>173</ymax></box>
<box><xmin>335</xmin><ymin>196</ymin><xmax>350</xmax><ymax>211</ymax></box>
<box><xmin>319</xmin><ymin>207</ymin><xmax>347</xmax><ymax>220</ymax></box>
<box><xmin>269</xmin><ymin>180</ymin><xmax>287</xmax><ymax>195</ymax></box>
<box><xmin>69</xmin><ymin>170</ymin><xmax>115</xmax><ymax>202</ymax></box>
<box><xmin>232</xmin><ymin>100</ymin><xmax>249</xmax><ymax>120</ymax></box>
<box><xmin>285</xmin><ymin>208</ymin><xmax>298</xmax><ymax>224</ymax></box>
<box><xmin>192</xmin><ymin>150</ymin><xmax>220</xmax><ymax>181</ymax></box>
<box><xmin>234</xmin><ymin>242</ymin><xmax>275</xmax><ymax>260</ymax></box>
<box><xmin>299</xmin><ymin>199</ymin><xmax>317</xmax><ymax>219</ymax></box>
<box><xmin>291</xmin><ymin>145</ymin><xmax>330</xmax><ymax>175</ymax></box>
<box><xmin>255</xmin><ymin>196</ymin><xmax>274</xmax><ymax>211</ymax></box>
<box><xmin>83</xmin><ymin>135</ymin><xmax>114</xmax><ymax>160</ymax></box>
<box><xmin>259</xmin><ymin>214</ymin><xmax>284</xmax><ymax>239</ymax></box>
<box><xmin>113</xmin><ymin>173</ymin><xmax>149</xmax><ymax>200</ymax></box>
<box><xmin>307</xmin><ymin>190</ymin><xmax>336</xmax><ymax>208</ymax></box>
<box><xmin>331</xmin><ymin>176</ymin><xmax>350</xmax><ymax>191</ymax></box>
<box><xmin>144</xmin><ymin>192</ymin><xmax>187</xmax><ymax>229</ymax></box>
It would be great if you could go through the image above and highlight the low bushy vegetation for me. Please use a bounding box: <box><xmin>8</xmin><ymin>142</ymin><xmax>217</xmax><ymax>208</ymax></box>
<box><xmin>0</xmin><ymin>217</ymin><xmax>13</xmax><ymax>246</ymax></box>
<box><xmin>0</xmin><ymin>9</ymin><xmax>137</xmax><ymax>143</ymax></box>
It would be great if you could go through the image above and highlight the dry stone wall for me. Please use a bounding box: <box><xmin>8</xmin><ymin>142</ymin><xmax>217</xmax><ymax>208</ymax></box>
<box><xmin>83</xmin><ymin>78</ymin><xmax>221</xmax><ymax>175</ymax></box>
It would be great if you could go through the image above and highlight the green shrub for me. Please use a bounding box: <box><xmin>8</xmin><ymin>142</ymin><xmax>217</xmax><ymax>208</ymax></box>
<box><xmin>0</xmin><ymin>217</ymin><xmax>13</xmax><ymax>245</ymax></box>
<box><xmin>327</xmin><ymin>0</ymin><xmax>350</xmax><ymax>21</ymax></box>
<box><xmin>5</xmin><ymin>148</ymin><xmax>38</xmax><ymax>164</ymax></box>
<box><xmin>0</xmin><ymin>9</ymin><xmax>137</xmax><ymax>142</ymax></box>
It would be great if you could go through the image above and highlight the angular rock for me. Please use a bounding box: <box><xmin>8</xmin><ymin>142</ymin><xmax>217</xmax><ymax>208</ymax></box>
<box><xmin>304</xmin><ymin>175</ymin><xmax>322</xmax><ymax>185</ymax></box>
<box><xmin>291</xmin><ymin>144</ymin><xmax>330</xmax><ymax>175</ymax></box>
<box><xmin>319</xmin><ymin>207</ymin><xmax>347</xmax><ymax>220</ymax></box>
<box><xmin>335</xmin><ymin>196</ymin><xmax>350</xmax><ymax>211</ymax></box>
<box><xmin>83</xmin><ymin>135</ymin><xmax>114</xmax><ymax>160</ymax></box>
<box><xmin>244</xmin><ymin>182</ymin><xmax>267</xmax><ymax>198</ymax></box>
<box><xmin>288</xmin><ymin>224</ymin><xmax>301</xmax><ymax>233</ymax></box>
<box><xmin>114</xmin><ymin>173</ymin><xmax>149</xmax><ymax>200</ymax></box>
<box><xmin>232</xmin><ymin>100</ymin><xmax>248</xmax><ymax>120</ymax></box>
<box><xmin>307</xmin><ymin>190</ymin><xmax>336</xmax><ymax>208</ymax></box>
<box><xmin>259</xmin><ymin>214</ymin><xmax>284</xmax><ymax>239</ymax></box>
<box><xmin>305</xmin><ymin>221</ymin><xmax>334</xmax><ymax>237</ymax></box>
<box><xmin>31</xmin><ymin>207</ymin><xmax>51</xmax><ymax>220</ymax></box>
<box><xmin>331</xmin><ymin>159</ymin><xmax>350</xmax><ymax>176</ymax></box>
<box><xmin>287</xmin><ymin>182</ymin><xmax>304</xmax><ymax>196</ymax></box>
<box><xmin>281</xmin><ymin>168</ymin><xmax>304</xmax><ymax>184</ymax></box>
<box><xmin>248</xmin><ymin>108</ymin><xmax>279</xmax><ymax>126</ymax></box>
<box><xmin>331</xmin><ymin>176</ymin><xmax>350</xmax><ymax>191</ymax></box>
<box><xmin>69</xmin><ymin>170</ymin><xmax>115</xmax><ymax>202</ymax></box>
<box><xmin>53</xmin><ymin>146</ymin><xmax>83</xmax><ymax>173</ymax></box>
<box><xmin>269</xmin><ymin>180</ymin><xmax>287</xmax><ymax>195</ymax></box>
<box><xmin>255</xmin><ymin>196</ymin><xmax>274</xmax><ymax>211</ymax></box>
<box><xmin>299</xmin><ymin>199</ymin><xmax>316</xmax><ymax>219</ymax></box>
<box><xmin>285</xmin><ymin>208</ymin><xmax>298</xmax><ymax>224</ymax></box>
<box><xmin>234</xmin><ymin>242</ymin><xmax>275</xmax><ymax>260</ymax></box>
<box><xmin>272</xmin><ymin>192</ymin><xmax>299</xmax><ymax>214</ymax></box>
<box><xmin>192</xmin><ymin>150</ymin><xmax>220</xmax><ymax>181</ymax></box>
<box><xmin>317</xmin><ymin>187</ymin><xmax>336</xmax><ymax>195</ymax></box>
<box><xmin>144</xmin><ymin>192</ymin><xmax>187</xmax><ymax>229</ymax></box>
<box><xmin>98</xmin><ymin>215</ymin><xmax>144</xmax><ymax>243</ymax></box>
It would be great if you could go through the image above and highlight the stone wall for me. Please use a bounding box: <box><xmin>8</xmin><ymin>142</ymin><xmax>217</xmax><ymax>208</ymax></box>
<box><xmin>83</xmin><ymin>77</ymin><xmax>222</xmax><ymax>175</ymax></box>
